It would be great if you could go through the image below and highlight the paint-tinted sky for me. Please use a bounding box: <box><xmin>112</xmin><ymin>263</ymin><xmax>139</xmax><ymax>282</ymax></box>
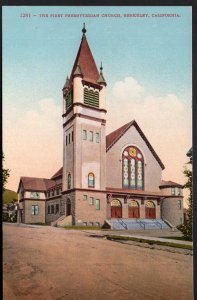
<box><xmin>3</xmin><ymin>6</ymin><xmax>192</xmax><ymax>197</ymax></box>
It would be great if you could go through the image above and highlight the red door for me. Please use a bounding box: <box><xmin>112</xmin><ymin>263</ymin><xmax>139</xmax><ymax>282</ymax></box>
<box><xmin>128</xmin><ymin>206</ymin><xmax>140</xmax><ymax>218</ymax></box>
<box><xmin>145</xmin><ymin>207</ymin><xmax>156</xmax><ymax>219</ymax></box>
<box><xmin>111</xmin><ymin>206</ymin><xmax>122</xmax><ymax>218</ymax></box>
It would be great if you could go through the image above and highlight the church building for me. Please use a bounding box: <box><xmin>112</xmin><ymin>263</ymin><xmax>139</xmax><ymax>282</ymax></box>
<box><xmin>17</xmin><ymin>25</ymin><xmax>184</xmax><ymax>230</ymax></box>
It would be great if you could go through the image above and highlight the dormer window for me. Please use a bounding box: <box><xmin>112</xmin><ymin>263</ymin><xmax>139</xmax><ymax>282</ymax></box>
<box><xmin>84</xmin><ymin>88</ymin><xmax>99</xmax><ymax>108</ymax></box>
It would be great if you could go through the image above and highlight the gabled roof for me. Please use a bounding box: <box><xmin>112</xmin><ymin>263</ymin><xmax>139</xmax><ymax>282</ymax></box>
<box><xmin>17</xmin><ymin>177</ymin><xmax>55</xmax><ymax>193</ymax></box>
<box><xmin>70</xmin><ymin>34</ymin><xmax>99</xmax><ymax>84</ymax></box>
<box><xmin>106</xmin><ymin>120</ymin><xmax>165</xmax><ymax>170</ymax></box>
<box><xmin>51</xmin><ymin>167</ymin><xmax>63</xmax><ymax>179</ymax></box>
<box><xmin>159</xmin><ymin>180</ymin><xmax>183</xmax><ymax>188</ymax></box>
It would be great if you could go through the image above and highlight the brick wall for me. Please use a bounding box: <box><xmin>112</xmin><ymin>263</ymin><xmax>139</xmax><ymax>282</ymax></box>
<box><xmin>24</xmin><ymin>200</ymin><xmax>45</xmax><ymax>224</ymax></box>
<box><xmin>161</xmin><ymin>197</ymin><xmax>184</xmax><ymax>226</ymax></box>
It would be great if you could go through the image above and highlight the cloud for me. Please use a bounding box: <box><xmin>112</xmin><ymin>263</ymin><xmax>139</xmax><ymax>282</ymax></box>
<box><xmin>3</xmin><ymin>98</ymin><xmax>62</xmax><ymax>190</ymax></box>
<box><xmin>112</xmin><ymin>76</ymin><xmax>144</xmax><ymax>100</ymax></box>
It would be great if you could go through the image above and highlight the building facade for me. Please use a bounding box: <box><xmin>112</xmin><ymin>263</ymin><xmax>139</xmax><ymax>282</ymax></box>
<box><xmin>17</xmin><ymin>25</ymin><xmax>184</xmax><ymax>228</ymax></box>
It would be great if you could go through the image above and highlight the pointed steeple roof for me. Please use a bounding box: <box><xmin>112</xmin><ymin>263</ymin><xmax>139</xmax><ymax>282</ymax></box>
<box><xmin>97</xmin><ymin>62</ymin><xmax>107</xmax><ymax>86</ymax></box>
<box><xmin>70</xmin><ymin>24</ymin><xmax>99</xmax><ymax>84</ymax></box>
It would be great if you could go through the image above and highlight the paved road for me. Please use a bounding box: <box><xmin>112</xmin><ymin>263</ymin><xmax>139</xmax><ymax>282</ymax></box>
<box><xmin>3</xmin><ymin>224</ymin><xmax>193</xmax><ymax>300</ymax></box>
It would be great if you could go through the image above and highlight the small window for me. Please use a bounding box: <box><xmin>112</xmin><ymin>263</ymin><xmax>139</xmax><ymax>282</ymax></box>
<box><xmin>171</xmin><ymin>187</ymin><xmax>175</xmax><ymax>195</ymax></box>
<box><xmin>83</xmin><ymin>195</ymin><xmax>87</xmax><ymax>201</ymax></box>
<box><xmin>32</xmin><ymin>205</ymin><xmax>39</xmax><ymax>215</ymax></box>
<box><xmin>51</xmin><ymin>205</ymin><xmax>54</xmax><ymax>214</ymax></box>
<box><xmin>83</xmin><ymin>130</ymin><xmax>87</xmax><ymax>140</ymax></box>
<box><xmin>72</xmin><ymin>131</ymin><xmax>74</xmax><ymax>142</ymax></box>
<box><xmin>56</xmin><ymin>204</ymin><xmax>59</xmax><ymax>214</ymax></box>
<box><xmin>69</xmin><ymin>133</ymin><xmax>71</xmax><ymax>144</ymax></box>
<box><xmin>48</xmin><ymin>206</ymin><xmax>50</xmax><ymax>214</ymax></box>
<box><xmin>89</xmin><ymin>197</ymin><xmax>94</xmax><ymax>205</ymax></box>
<box><xmin>96</xmin><ymin>133</ymin><xmax>100</xmax><ymax>143</ymax></box>
<box><xmin>177</xmin><ymin>187</ymin><xmax>181</xmax><ymax>195</ymax></box>
<box><xmin>48</xmin><ymin>191</ymin><xmax>50</xmax><ymax>198</ymax></box>
<box><xmin>68</xmin><ymin>173</ymin><xmax>71</xmax><ymax>190</ymax></box>
<box><xmin>52</xmin><ymin>190</ymin><xmax>54</xmax><ymax>197</ymax></box>
<box><xmin>30</xmin><ymin>192</ymin><xmax>40</xmax><ymax>199</ymax></box>
<box><xmin>96</xmin><ymin>199</ymin><xmax>100</xmax><ymax>210</ymax></box>
<box><xmin>88</xmin><ymin>173</ymin><xmax>95</xmax><ymax>187</ymax></box>
<box><xmin>177</xmin><ymin>200</ymin><xmax>182</xmax><ymax>209</ymax></box>
<box><xmin>56</xmin><ymin>189</ymin><xmax>59</xmax><ymax>195</ymax></box>
<box><xmin>90</xmin><ymin>131</ymin><xmax>93</xmax><ymax>142</ymax></box>
<box><xmin>66</xmin><ymin>136</ymin><xmax>67</xmax><ymax>146</ymax></box>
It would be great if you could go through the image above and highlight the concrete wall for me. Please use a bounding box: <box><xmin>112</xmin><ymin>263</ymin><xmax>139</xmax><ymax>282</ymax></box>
<box><xmin>161</xmin><ymin>197</ymin><xmax>184</xmax><ymax>226</ymax></box>
<box><xmin>106</xmin><ymin>125</ymin><xmax>162</xmax><ymax>192</ymax></box>
<box><xmin>24</xmin><ymin>200</ymin><xmax>45</xmax><ymax>224</ymax></box>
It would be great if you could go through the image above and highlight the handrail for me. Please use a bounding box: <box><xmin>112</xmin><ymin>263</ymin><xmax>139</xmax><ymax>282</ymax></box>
<box><xmin>136</xmin><ymin>219</ymin><xmax>145</xmax><ymax>230</ymax></box>
<box><xmin>153</xmin><ymin>219</ymin><xmax>162</xmax><ymax>229</ymax></box>
<box><xmin>117</xmin><ymin>218</ymin><xmax>128</xmax><ymax>230</ymax></box>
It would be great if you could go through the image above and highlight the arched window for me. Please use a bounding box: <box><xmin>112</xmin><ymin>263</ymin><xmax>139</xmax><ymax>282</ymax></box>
<box><xmin>88</xmin><ymin>173</ymin><xmax>95</xmax><ymax>187</ymax></box>
<box><xmin>122</xmin><ymin>146</ymin><xmax>144</xmax><ymax>190</ymax></box>
<box><xmin>67</xmin><ymin>173</ymin><xmax>71</xmax><ymax>190</ymax></box>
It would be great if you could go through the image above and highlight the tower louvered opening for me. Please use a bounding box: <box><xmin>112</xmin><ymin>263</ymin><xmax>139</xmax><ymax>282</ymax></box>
<box><xmin>84</xmin><ymin>88</ymin><xmax>99</xmax><ymax>108</ymax></box>
<box><xmin>65</xmin><ymin>90</ymin><xmax>73</xmax><ymax>110</ymax></box>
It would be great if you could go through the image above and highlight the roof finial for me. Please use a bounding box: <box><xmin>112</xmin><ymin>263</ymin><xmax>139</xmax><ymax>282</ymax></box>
<box><xmin>82</xmin><ymin>23</ymin><xmax>86</xmax><ymax>37</ymax></box>
<box><xmin>100</xmin><ymin>62</ymin><xmax>103</xmax><ymax>72</ymax></box>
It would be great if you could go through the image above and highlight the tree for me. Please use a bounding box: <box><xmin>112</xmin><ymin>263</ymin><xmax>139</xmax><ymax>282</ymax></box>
<box><xmin>2</xmin><ymin>153</ymin><xmax>10</xmax><ymax>192</ymax></box>
<box><xmin>177</xmin><ymin>168</ymin><xmax>192</xmax><ymax>241</ymax></box>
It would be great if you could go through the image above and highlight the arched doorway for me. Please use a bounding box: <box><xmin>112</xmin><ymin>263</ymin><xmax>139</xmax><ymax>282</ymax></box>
<box><xmin>66</xmin><ymin>199</ymin><xmax>71</xmax><ymax>216</ymax></box>
<box><xmin>145</xmin><ymin>201</ymin><xmax>156</xmax><ymax>219</ymax></box>
<box><xmin>111</xmin><ymin>199</ymin><xmax>122</xmax><ymax>218</ymax></box>
<box><xmin>128</xmin><ymin>200</ymin><xmax>140</xmax><ymax>218</ymax></box>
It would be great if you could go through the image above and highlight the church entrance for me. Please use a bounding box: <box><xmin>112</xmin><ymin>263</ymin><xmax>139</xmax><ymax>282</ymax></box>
<box><xmin>128</xmin><ymin>200</ymin><xmax>140</xmax><ymax>218</ymax></box>
<box><xmin>111</xmin><ymin>199</ymin><xmax>122</xmax><ymax>218</ymax></box>
<box><xmin>145</xmin><ymin>201</ymin><xmax>156</xmax><ymax>219</ymax></box>
<box><xmin>66</xmin><ymin>199</ymin><xmax>71</xmax><ymax>216</ymax></box>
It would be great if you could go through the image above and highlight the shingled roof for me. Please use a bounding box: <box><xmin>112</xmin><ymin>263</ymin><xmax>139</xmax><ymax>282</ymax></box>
<box><xmin>69</xmin><ymin>29</ymin><xmax>99</xmax><ymax>85</ymax></box>
<box><xmin>159</xmin><ymin>180</ymin><xmax>183</xmax><ymax>188</ymax></box>
<box><xmin>106</xmin><ymin>120</ymin><xmax>165</xmax><ymax>170</ymax></box>
<box><xmin>17</xmin><ymin>177</ymin><xmax>56</xmax><ymax>193</ymax></box>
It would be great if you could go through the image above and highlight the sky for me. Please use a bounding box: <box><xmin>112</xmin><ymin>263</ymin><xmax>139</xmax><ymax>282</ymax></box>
<box><xmin>3</xmin><ymin>6</ymin><xmax>192</xmax><ymax>204</ymax></box>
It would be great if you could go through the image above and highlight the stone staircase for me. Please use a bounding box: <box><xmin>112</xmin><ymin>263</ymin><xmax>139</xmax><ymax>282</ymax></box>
<box><xmin>108</xmin><ymin>219</ymin><xmax>172</xmax><ymax>230</ymax></box>
<box><xmin>51</xmin><ymin>215</ymin><xmax>72</xmax><ymax>227</ymax></box>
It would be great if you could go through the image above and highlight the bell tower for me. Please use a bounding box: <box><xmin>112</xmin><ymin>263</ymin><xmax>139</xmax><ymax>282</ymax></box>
<box><xmin>62</xmin><ymin>24</ymin><xmax>107</xmax><ymax>225</ymax></box>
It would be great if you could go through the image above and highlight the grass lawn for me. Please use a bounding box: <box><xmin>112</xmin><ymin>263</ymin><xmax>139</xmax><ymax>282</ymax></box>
<box><xmin>105</xmin><ymin>235</ymin><xmax>193</xmax><ymax>250</ymax></box>
<box><xmin>159</xmin><ymin>236</ymin><xmax>192</xmax><ymax>242</ymax></box>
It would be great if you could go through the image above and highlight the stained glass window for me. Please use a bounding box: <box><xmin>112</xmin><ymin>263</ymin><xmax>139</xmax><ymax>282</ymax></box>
<box><xmin>122</xmin><ymin>146</ymin><xmax>144</xmax><ymax>190</ymax></box>
<box><xmin>123</xmin><ymin>158</ymin><xmax>129</xmax><ymax>188</ymax></box>
<box><xmin>137</xmin><ymin>161</ymin><xmax>143</xmax><ymax>189</ymax></box>
<box><xmin>130</xmin><ymin>159</ymin><xmax>136</xmax><ymax>188</ymax></box>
